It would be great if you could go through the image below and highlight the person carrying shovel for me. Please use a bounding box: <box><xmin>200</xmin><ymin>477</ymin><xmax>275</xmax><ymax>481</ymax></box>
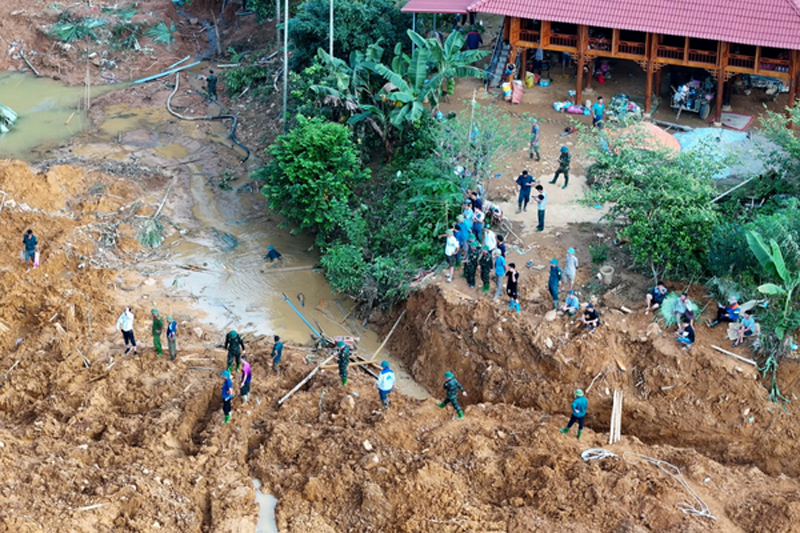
<box><xmin>225</xmin><ymin>330</ymin><xmax>246</xmax><ymax>372</ymax></box>
<box><xmin>336</xmin><ymin>340</ymin><xmax>351</xmax><ymax>386</ymax></box>
<box><xmin>151</xmin><ymin>309</ymin><xmax>164</xmax><ymax>357</ymax></box>
<box><xmin>437</xmin><ymin>371</ymin><xmax>467</xmax><ymax>420</ymax></box>
<box><xmin>221</xmin><ymin>370</ymin><xmax>234</xmax><ymax>424</ymax></box>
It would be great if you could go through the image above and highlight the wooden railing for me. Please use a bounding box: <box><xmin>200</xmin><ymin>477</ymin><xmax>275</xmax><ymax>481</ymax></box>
<box><xmin>587</xmin><ymin>36</ymin><xmax>611</xmax><ymax>51</ymax></box>
<box><xmin>617</xmin><ymin>40</ymin><xmax>646</xmax><ymax>56</ymax></box>
<box><xmin>759</xmin><ymin>57</ymin><xmax>790</xmax><ymax>73</ymax></box>
<box><xmin>550</xmin><ymin>33</ymin><xmax>578</xmax><ymax>48</ymax></box>
<box><xmin>656</xmin><ymin>44</ymin><xmax>684</xmax><ymax>61</ymax></box>
<box><xmin>519</xmin><ymin>29</ymin><xmax>540</xmax><ymax>44</ymax></box>
<box><xmin>687</xmin><ymin>49</ymin><xmax>717</xmax><ymax>65</ymax></box>
<box><xmin>729</xmin><ymin>53</ymin><xmax>755</xmax><ymax>69</ymax></box>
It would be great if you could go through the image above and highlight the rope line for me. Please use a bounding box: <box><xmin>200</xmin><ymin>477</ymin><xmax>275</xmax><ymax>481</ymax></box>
<box><xmin>581</xmin><ymin>448</ymin><xmax>618</xmax><ymax>462</ymax></box>
<box><xmin>622</xmin><ymin>451</ymin><xmax>717</xmax><ymax>521</ymax></box>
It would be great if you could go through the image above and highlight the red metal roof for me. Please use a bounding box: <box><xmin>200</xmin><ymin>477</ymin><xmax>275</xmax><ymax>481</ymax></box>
<box><xmin>466</xmin><ymin>0</ymin><xmax>800</xmax><ymax>50</ymax></box>
<box><xmin>402</xmin><ymin>0</ymin><xmax>472</xmax><ymax>13</ymax></box>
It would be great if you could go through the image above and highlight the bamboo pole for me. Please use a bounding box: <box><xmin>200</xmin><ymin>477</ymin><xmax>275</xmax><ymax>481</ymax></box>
<box><xmin>615</xmin><ymin>391</ymin><xmax>622</xmax><ymax>443</ymax></box>
<box><xmin>368</xmin><ymin>309</ymin><xmax>406</xmax><ymax>361</ymax></box>
<box><xmin>278</xmin><ymin>354</ymin><xmax>336</xmax><ymax>405</ymax></box>
<box><xmin>608</xmin><ymin>390</ymin><xmax>617</xmax><ymax>445</ymax></box>
<box><xmin>321</xmin><ymin>359</ymin><xmax>382</xmax><ymax>370</ymax></box>
<box><xmin>710</xmin><ymin>345</ymin><xmax>757</xmax><ymax>366</ymax></box>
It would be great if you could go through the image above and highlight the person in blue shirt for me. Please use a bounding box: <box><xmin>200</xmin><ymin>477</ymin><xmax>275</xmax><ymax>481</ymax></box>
<box><xmin>22</xmin><ymin>229</ymin><xmax>38</xmax><ymax>270</ymax></box>
<box><xmin>529</xmin><ymin>121</ymin><xmax>541</xmax><ymax>161</ymax></box>
<box><xmin>455</xmin><ymin>215</ymin><xmax>470</xmax><ymax>263</ymax></box>
<box><xmin>547</xmin><ymin>258</ymin><xmax>562</xmax><ymax>310</ymax></box>
<box><xmin>166</xmin><ymin>316</ymin><xmax>178</xmax><ymax>361</ymax></box>
<box><xmin>560</xmin><ymin>290</ymin><xmax>580</xmax><ymax>315</ymax></box>
<box><xmin>496</xmin><ymin>234</ymin><xmax>506</xmax><ymax>257</ymax></box>
<box><xmin>591</xmin><ymin>96</ymin><xmax>605</xmax><ymax>129</ymax></box>
<box><xmin>221</xmin><ymin>370</ymin><xmax>234</xmax><ymax>424</ymax></box>
<box><xmin>515</xmin><ymin>170</ymin><xmax>535</xmax><ymax>213</ymax></box>
<box><xmin>271</xmin><ymin>335</ymin><xmax>283</xmax><ymax>374</ymax></box>
<box><xmin>709</xmin><ymin>297</ymin><xmax>740</xmax><ymax>327</ymax></box>
<box><xmin>492</xmin><ymin>249</ymin><xmax>506</xmax><ymax>300</ymax></box>
<box><xmin>465</xmin><ymin>29</ymin><xmax>483</xmax><ymax>50</ymax></box>
<box><xmin>375</xmin><ymin>361</ymin><xmax>396</xmax><ymax>410</ymax></box>
<box><xmin>264</xmin><ymin>245</ymin><xmax>282</xmax><ymax>263</ymax></box>
<box><xmin>733</xmin><ymin>311</ymin><xmax>756</xmax><ymax>348</ymax></box>
<box><xmin>559</xmin><ymin>389</ymin><xmax>588</xmax><ymax>439</ymax></box>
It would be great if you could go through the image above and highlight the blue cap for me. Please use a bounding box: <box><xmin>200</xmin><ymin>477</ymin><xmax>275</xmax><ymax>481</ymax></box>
<box><xmin>567</xmin><ymin>248</ymin><xmax>575</xmax><ymax>254</ymax></box>
<box><xmin>550</xmin><ymin>258</ymin><xmax>558</xmax><ymax>265</ymax></box>
<box><xmin>561</xmin><ymin>146</ymin><xmax>569</xmax><ymax>152</ymax></box>
<box><xmin>268</xmin><ymin>245</ymin><xmax>275</xmax><ymax>250</ymax></box>
<box><xmin>221</xmin><ymin>370</ymin><xmax>231</xmax><ymax>378</ymax></box>
<box><xmin>444</xmin><ymin>371</ymin><xmax>454</xmax><ymax>379</ymax></box>
<box><xmin>381</xmin><ymin>361</ymin><xmax>390</xmax><ymax>368</ymax></box>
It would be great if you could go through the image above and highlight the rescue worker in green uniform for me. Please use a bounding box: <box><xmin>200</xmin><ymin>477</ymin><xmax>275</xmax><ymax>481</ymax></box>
<box><xmin>336</xmin><ymin>340</ymin><xmax>351</xmax><ymax>386</ymax></box>
<box><xmin>225</xmin><ymin>330</ymin><xmax>245</xmax><ymax>372</ymax></box>
<box><xmin>464</xmin><ymin>236</ymin><xmax>480</xmax><ymax>289</ymax></box>
<box><xmin>478</xmin><ymin>245</ymin><xmax>493</xmax><ymax>294</ymax></box>
<box><xmin>549</xmin><ymin>146</ymin><xmax>571</xmax><ymax>189</ymax></box>
<box><xmin>151</xmin><ymin>309</ymin><xmax>164</xmax><ymax>357</ymax></box>
<box><xmin>437</xmin><ymin>371</ymin><xmax>467</xmax><ymax>420</ymax></box>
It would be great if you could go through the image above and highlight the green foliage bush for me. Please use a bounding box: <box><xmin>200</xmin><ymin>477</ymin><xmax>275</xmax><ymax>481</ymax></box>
<box><xmin>224</xmin><ymin>65</ymin><xmax>272</xmax><ymax>95</ymax></box>
<box><xmin>254</xmin><ymin>116</ymin><xmax>370</xmax><ymax>235</ymax></box>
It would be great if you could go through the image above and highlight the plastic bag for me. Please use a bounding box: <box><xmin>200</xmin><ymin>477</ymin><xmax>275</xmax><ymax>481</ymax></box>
<box><xmin>20</xmin><ymin>248</ymin><xmax>25</xmax><ymax>261</ymax></box>
<box><xmin>34</xmin><ymin>251</ymin><xmax>40</xmax><ymax>268</ymax></box>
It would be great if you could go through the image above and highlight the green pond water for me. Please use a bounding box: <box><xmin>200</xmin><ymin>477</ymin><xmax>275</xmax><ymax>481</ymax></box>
<box><xmin>0</xmin><ymin>72</ymin><xmax>116</xmax><ymax>160</ymax></box>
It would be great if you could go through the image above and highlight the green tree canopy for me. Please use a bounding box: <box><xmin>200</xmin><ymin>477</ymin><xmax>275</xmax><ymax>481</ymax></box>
<box><xmin>254</xmin><ymin>116</ymin><xmax>370</xmax><ymax>234</ymax></box>
<box><xmin>289</xmin><ymin>0</ymin><xmax>411</xmax><ymax>69</ymax></box>
<box><xmin>582</xmin><ymin>128</ymin><xmax>727</xmax><ymax>280</ymax></box>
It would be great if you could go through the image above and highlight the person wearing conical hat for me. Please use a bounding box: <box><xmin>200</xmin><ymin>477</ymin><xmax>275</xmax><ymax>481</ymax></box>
<box><xmin>336</xmin><ymin>340</ymin><xmax>351</xmax><ymax>386</ymax></box>
<box><xmin>221</xmin><ymin>370</ymin><xmax>234</xmax><ymax>424</ymax></box>
<box><xmin>151</xmin><ymin>309</ymin><xmax>164</xmax><ymax>357</ymax></box>
<box><xmin>559</xmin><ymin>389</ymin><xmax>587</xmax><ymax>439</ymax></box>
<box><xmin>437</xmin><ymin>371</ymin><xmax>467</xmax><ymax>420</ymax></box>
<box><xmin>224</xmin><ymin>330</ymin><xmax>245</xmax><ymax>372</ymax></box>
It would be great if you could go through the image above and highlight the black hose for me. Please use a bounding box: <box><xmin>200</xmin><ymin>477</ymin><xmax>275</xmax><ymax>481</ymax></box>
<box><xmin>210</xmin><ymin>114</ymin><xmax>250</xmax><ymax>163</ymax></box>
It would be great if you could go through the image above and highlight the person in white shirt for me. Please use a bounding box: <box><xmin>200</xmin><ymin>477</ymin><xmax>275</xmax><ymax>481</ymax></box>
<box><xmin>375</xmin><ymin>361</ymin><xmax>396</xmax><ymax>410</ymax></box>
<box><xmin>564</xmin><ymin>248</ymin><xmax>578</xmax><ymax>289</ymax></box>
<box><xmin>444</xmin><ymin>229</ymin><xmax>460</xmax><ymax>283</ymax></box>
<box><xmin>115</xmin><ymin>307</ymin><xmax>138</xmax><ymax>355</ymax></box>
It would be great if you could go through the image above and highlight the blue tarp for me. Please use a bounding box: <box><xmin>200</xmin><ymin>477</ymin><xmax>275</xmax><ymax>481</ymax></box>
<box><xmin>673</xmin><ymin>128</ymin><xmax>778</xmax><ymax>180</ymax></box>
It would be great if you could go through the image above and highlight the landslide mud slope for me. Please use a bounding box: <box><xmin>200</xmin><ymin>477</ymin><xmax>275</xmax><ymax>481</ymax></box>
<box><xmin>1</xmin><ymin>160</ymin><xmax>799</xmax><ymax>532</ymax></box>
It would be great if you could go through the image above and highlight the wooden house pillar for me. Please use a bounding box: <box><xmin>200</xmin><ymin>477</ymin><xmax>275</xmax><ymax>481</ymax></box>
<box><xmin>715</xmin><ymin>68</ymin><xmax>725</xmax><ymax>125</ymax></box>
<box><xmin>788</xmin><ymin>51</ymin><xmax>798</xmax><ymax>114</ymax></box>
<box><xmin>644</xmin><ymin>62</ymin><xmax>654</xmax><ymax>114</ymax></box>
<box><xmin>576</xmin><ymin>54</ymin><xmax>585</xmax><ymax>106</ymax></box>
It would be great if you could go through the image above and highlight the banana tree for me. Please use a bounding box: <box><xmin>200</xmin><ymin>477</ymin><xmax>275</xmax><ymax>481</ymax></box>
<box><xmin>746</xmin><ymin>230</ymin><xmax>800</xmax><ymax>340</ymax></box>
<box><xmin>312</xmin><ymin>45</ymin><xmax>395</xmax><ymax>156</ymax></box>
<box><xmin>413</xmin><ymin>29</ymin><xmax>488</xmax><ymax>100</ymax></box>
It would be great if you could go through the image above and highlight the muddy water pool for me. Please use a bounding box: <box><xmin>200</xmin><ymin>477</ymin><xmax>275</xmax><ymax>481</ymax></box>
<box><xmin>171</xmin><ymin>163</ymin><xmax>430</xmax><ymax>399</ymax></box>
<box><xmin>0</xmin><ymin>72</ymin><xmax>118</xmax><ymax>159</ymax></box>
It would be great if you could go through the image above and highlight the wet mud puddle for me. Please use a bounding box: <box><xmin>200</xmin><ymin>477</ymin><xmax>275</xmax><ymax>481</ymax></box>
<box><xmin>0</xmin><ymin>72</ymin><xmax>119</xmax><ymax>160</ymax></box>
<box><xmin>170</xmin><ymin>166</ymin><xmax>429</xmax><ymax>398</ymax></box>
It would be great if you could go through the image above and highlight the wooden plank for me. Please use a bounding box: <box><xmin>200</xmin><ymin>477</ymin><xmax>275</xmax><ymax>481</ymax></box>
<box><xmin>541</xmin><ymin>20</ymin><xmax>551</xmax><ymax>47</ymax></box>
<box><xmin>278</xmin><ymin>354</ymin><xmax>336</xmax><ymax>405</ymax></box>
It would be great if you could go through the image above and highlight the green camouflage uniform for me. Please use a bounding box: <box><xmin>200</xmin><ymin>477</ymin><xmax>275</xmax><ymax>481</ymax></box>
<box><xmin>151</xmin><ymin>313</ymin><xmax>164</xmax><ymax>356</ymax></box>
<box><xmin>442</xmin><ymin>377</ymin><xmax>465</xmax><ymax>413</ymax></box>
<box><xmin>337</xmin><ymin>344</ymin><xmax>351</xmax><ymax>385</ymax></box>
<box><xmin>478</xmin><ymin>250</ymin><xmax>493</xmax><ymax>292</ymax></box>
<box><xmin>464</xmin><ymin>245</ymin><xmax>480</xmax><ymax>288</ymax></box>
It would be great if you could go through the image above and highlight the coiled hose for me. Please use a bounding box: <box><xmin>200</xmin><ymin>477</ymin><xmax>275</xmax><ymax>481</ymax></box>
<box><xmin>166</xmin><ymin>73</ymin><xmax>250</xmax><ymax>163</ymax></box>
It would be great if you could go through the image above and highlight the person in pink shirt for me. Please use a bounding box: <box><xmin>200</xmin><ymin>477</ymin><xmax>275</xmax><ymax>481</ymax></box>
<box><xmin>240</xmin><ymin>355</ymin><xmax>252</xmax><ymax>403</ymax></box>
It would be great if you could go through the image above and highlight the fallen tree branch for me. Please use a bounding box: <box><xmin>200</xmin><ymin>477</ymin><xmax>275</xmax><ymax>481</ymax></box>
<box><xmin>278</xmin><ymin>354</ymin><xmax>336</xmax><ymax>405</ymax></box>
